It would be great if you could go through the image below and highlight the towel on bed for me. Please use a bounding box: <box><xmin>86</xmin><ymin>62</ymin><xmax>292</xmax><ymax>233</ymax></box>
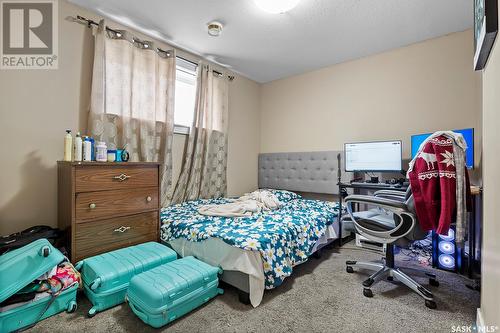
<box><xmin>198</xmin><ymin>190</ymin><xmax>281</xmax><ymax>217</ymax></box>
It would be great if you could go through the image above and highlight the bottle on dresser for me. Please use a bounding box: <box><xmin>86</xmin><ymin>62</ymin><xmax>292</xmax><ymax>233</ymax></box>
<box><xmin>74</xmin><ymin>132</ymin><xmax>83</xmax><ymax>162</ymax></box>
<box><xmin>63</xmin><ymin>130</ymin><xmax>72</xmax><ymax>162</ymax></box>
<box><xmin>83</xmin><ymin>136</ymin><xmax>93</xmax><ymax>162</ymax></box>
<box><xmin>96</xmin><ymin>141</ymin><xmax>107</xmax><ymax>162</ymax></box>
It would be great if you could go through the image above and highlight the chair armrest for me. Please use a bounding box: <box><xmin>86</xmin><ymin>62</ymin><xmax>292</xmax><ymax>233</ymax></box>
<box><xmin>344</xmin><ymin>194</ymin><xmax>408</xmax><ymax>211</ymax></box>
<box><xmin>373</xmin><ymin>190</ymin><xmax>407</xmax><ymax>202</ymax></box>
<box><xmin>344</xmin><ymin>194</ymin><xmax>415</xmax><ymax>243</ymax></box>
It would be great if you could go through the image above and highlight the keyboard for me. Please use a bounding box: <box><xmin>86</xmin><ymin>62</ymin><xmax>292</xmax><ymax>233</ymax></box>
<box><xmin>349</xmin><ymin>182</ymin><xmax>402</xmax><ymax>189</ymax></box>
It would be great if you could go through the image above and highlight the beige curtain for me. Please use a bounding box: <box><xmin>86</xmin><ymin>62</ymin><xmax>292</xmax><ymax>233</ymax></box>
<box><xmin>172</xmin><ymin>63</ymin><xmax>229</xmax><ymax>203</ymax></box>
<box><xmin>88</xmin><ymin>20</ymin><xmax>176</xmax><ymax>205</ymax></box>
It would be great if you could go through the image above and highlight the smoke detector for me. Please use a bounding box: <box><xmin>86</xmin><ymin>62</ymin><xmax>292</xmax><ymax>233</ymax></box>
<box><xmin>207</xmin><ymin>21</ymin><xmax>223</xmax><ymax>37</ymax></box>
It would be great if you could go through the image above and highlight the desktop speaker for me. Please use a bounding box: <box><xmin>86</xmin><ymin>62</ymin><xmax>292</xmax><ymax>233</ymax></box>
<box><xmin>432</xmin><ymin>226</ymin><xmax>461</xmax><ymax>272</ymax></box>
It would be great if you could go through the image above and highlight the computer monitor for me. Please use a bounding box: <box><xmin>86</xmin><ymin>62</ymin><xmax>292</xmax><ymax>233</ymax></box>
<box><xmin>410</xmin><ymin>128</ymin><xmax>474</xmax><ymax>169</ymax></box>
<box><xmin>344</xmin><ymin>141</ymin><xmax>403</xmax><ymax>172</ymax></box>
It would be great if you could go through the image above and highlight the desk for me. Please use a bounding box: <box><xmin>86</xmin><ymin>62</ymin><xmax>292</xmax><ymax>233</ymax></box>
<box><xmin>337</xmin><ymin>182</ymin><xmax>408</xmax><ymax>245</ymax></box>
<box><xmin>337</xmin><ymin>181</ymin><xmax>482</xmax><ymax>282</ymax></box>
<box><xmin>341</xmin><ymin>182</ymin><xmax>408</xmax><ymax>191</ymax></box>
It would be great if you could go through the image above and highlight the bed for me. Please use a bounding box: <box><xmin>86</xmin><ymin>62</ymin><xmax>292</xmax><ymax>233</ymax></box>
<box><xmin>160</xmin><ymin>151</ymin><xmax>351</xmax><ymax>307</ymax></box>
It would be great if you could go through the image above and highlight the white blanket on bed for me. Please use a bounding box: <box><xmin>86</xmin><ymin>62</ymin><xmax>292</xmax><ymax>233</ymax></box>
<box><xmin>198</xmin><ymin>190</ymin><xmax>281</xmax><ymax>217</ymax></box>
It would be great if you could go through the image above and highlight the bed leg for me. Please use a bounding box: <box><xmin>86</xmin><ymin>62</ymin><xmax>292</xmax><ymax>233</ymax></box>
<box><xmin>238</xmin><ymin>290</ymin><xmax>251</xmax><ymax>305</ymax></box>
<box><xmin>312</xmin><ymin>249</ymin><xmax>322</xmax><ymax>259</ymax></box>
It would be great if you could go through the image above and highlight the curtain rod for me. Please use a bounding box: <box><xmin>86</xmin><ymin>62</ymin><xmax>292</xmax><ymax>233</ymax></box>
<box><xmin>177</xmin><ymin>55</ymin><xmax>234</xmax><ymax>81</ymax></box>
<box><xmin>70</xmin><ymin>15</ymin><xmax>234</xmax><ymax>81</ymax></box>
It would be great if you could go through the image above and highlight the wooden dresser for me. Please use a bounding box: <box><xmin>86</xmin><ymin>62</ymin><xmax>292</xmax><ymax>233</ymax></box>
<box><xmin>57</xmin><ymin>162</ymin><xmax>160</xmax><ymax>262</ymax></box>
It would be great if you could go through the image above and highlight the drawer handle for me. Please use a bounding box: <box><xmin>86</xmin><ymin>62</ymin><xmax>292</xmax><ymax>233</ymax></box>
<box><xmin>113</xmin><ymin>173</ymin><xmax>131</xmax><ymax>182</ymax></box>
<box><xmin>113</xmin><ymin>226</ymin><xmax>131</xmax><ymax>233</ymax></box>
<box><xmin>146</xmin><ymin>196</ymin><xmax>152</xmax><ymax>202</ymax></box>
<box><xmin>89</xmin><ymin>203</ymin><xmax>96</xmax><ymax>210</ymax></box>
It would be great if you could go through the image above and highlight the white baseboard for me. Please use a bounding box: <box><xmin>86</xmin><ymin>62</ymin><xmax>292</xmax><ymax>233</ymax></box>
<box><xmin>477</xmin><ymin>308</ymin><xmax>485</xmax><ymax>329</ymax></box>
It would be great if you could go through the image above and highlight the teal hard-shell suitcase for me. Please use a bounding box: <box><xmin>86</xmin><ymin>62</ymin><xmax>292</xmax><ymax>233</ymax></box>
<box><xmin>75</xmin><ymin>242</ymin><xmax>177</xmax><ymax>317</ymax></box>
<box><xmin>0</xmin><ymin>239</ymin><xmax>78</xmax><ymax>333</ymax></box>
<box><xmin>127</xmin><ymin>256</ymin><xmax>223</xmax><ymax>328</ymax></box>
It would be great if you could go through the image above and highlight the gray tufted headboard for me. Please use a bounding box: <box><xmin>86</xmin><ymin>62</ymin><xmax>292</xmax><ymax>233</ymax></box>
<box><xmin>258</xmin><ymin>151</ymin><xmax>352</xmax><ymax>195</ymax></box>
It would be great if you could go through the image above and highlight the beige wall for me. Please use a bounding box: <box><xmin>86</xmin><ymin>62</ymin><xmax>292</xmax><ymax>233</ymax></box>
<box><xmin>227</xmin><ymin>76</ymin><xmax>261</xmax><ymax>196</ymax></box>
<box><xmin>260</xmin><ymin>30</ymin><xmax>482</xmax><ymax>170</ymax></box>
<box><xmin>480</xmin><ymin>4</ymin><xmax>500</xmax><ymax>326</ymax></box>
<box><xmin>0</xmin><ymin>1</ymin><xmax>94</xmax><ymax>235</ymax></box>
<box><xmin>0</xmin><ymin>0</ymin><xmax>260</xmax><ymax>235</ymax></box>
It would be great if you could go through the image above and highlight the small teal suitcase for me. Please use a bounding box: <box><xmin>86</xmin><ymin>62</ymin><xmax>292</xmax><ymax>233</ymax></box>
<box><xmin>0</xmin><ymin>239</ymin><xmax>78</xmax><ymax>333</ymax></box>
<box><xmin>75</xmin><ymin>242</ymin><xmax>177</xmax><ymax>317</ymax></box>
<box><xmin>127</xmin><ymin>256</ymin><xmax>223</xmax><ymax>328</ymax></box>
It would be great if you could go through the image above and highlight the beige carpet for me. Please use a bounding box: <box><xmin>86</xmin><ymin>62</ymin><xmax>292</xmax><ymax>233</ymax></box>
<box><xmin>31</xmin><ymin>242</ymin><xmax>480</xmax><ymax>333</ymax></box>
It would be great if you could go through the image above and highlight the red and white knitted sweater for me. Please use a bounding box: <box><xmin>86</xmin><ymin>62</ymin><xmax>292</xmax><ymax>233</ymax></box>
<box><xmin>408</xmin><ymin>135</ymin><xmax>471</xmax><ymax>235</ymax></box>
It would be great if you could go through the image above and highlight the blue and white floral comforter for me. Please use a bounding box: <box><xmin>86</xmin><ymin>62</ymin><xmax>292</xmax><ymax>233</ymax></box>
<box><xmin>160</xmin><ymin>194</ymin><xmax>340</xmax><ymax>289</ymax></box>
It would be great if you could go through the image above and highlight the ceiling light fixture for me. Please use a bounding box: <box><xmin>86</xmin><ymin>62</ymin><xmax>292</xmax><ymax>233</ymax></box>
<box><xmin>253</xmin><ymin>0</ymin><xmax>301</xmax><ymax>14</ymax></box>
<box><xmin>207</xmin><ymin>21</ymin><xmax>223</xmax><ymax>37</ymax></box>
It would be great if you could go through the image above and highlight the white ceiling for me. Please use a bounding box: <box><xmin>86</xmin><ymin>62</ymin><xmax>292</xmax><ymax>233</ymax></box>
<box><xmin>69</xmin><ymin>0</ymin><xmax>473</xmax><ymax>83</ymax></box>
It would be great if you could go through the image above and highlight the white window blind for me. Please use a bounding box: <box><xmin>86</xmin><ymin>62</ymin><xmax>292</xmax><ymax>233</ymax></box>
<box><xmin>174</xmin><ymin>57</ymin><xmax>197</xmax><ymax>134</ymax></box>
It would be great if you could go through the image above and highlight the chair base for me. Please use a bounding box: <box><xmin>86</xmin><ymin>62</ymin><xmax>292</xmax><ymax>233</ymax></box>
<box><xmin>346</xmin><ymin>259</ymin><xmax>438</xmax><ymax>309</ymax></box>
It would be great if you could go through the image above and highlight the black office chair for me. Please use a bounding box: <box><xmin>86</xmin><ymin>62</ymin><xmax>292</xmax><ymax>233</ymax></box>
<box><xmin>343</xmin><ymin>187</ymin><xmax>439</xmax><ymax>309</ymax></box>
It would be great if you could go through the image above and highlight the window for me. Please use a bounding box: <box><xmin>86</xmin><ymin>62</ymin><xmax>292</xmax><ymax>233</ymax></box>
<box><xmin>174</xmin><ymin>57</ymin><xmax>198</xmax><ymax>134</ymax></box>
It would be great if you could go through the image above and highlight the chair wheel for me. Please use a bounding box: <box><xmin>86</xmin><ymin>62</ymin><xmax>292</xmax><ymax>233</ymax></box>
<box><xmin>346</xmin><ymin>266</ymin><xmax>354</xmax><ymax>273</ymax></box>
<box><xmin>425</xmin><ymin>300</ymin><xmax>437</xmax><ymax>309</ymax></box>
<box><xmin>363</xmin><ymin>288</ymin><xmax>373</xmax><ymax>298</ymax></box>
<box><xmin>362</xmin><ymin>278</ymin><xmax>374</xmax><ymax>287</ymax></box>
<box><xmin>429</xmin><ymin>278</ymin><xmax>439</xmax><ymax>287</ymax></box>
<box><xmin>387</xmin><ymin>276</ymin><xmax>394</xmax><ymax>281</ymax></box>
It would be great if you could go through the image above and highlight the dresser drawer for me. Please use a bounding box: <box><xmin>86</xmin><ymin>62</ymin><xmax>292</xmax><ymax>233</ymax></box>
<box><xmin>74</xmin><ymin>212</ymin><xmax>158</xmax><ymax>261</ymax></box>
<box><xmin>75</xmin><ymin>166</ymin><xmax>158</xmax><ymax>192</ymax></box>
<box><xmin>75</xmin><ymin>187</ymin><xmax>158</xmax><ymax>222</ymax></box>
